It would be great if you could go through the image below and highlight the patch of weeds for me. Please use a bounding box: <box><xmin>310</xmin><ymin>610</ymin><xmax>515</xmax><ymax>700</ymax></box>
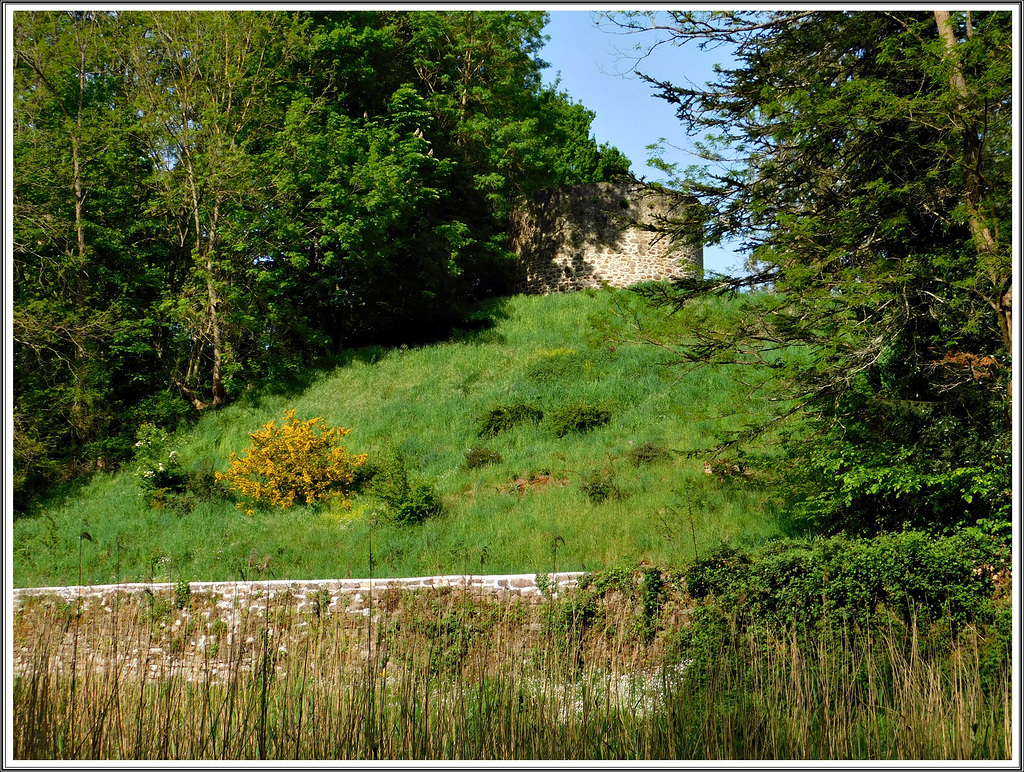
<box><xmin>578</xmin><ymin>565</ymin><xmax>634</xmax><ymax>595</ymax></box>
<box><xmin>634</xmin><ymin>565</ymin><xmax>665</xmax><ymax>643</ymax></box>
<box><xmin>184</xmin><ymin>456</ymin><xmax>226</xmax><ymax>501</ymax></box>
<box><xmin>144</xmin><ymin>588</ymin><xmax>173</xmax><ymax>622</ymax></box>
<box><xmin>312</xmin><ymin>586</ymin><xmax>333</xmax><ymax>618</ymax></box>
<box><xmin>535</xmin><ymin>572</ymin><xmax>552</xmax><ymax>599</ymax></box>
<box><xmin>463</xmin><ymin>446</ymin><xmax>502</xmax><ymax>469</ymax></box>
<box><xmin>628</xmin><ymin>441</ymin><xmax>672</xmax><ymax>467</ymax></box>
<box><xmin>526</xmin><ymin>348</ymin><xmax>610</xmax><ymax>384</ymax></box>
<box><xmin>548</xmin><ymin>402</ymin><xmax>612</xmax><ymax>438</ymax></box>
<box><xmin>149</xmin><ymin>488</ymin><xmax>196</xmax><ymax>514</ymax></box>
<box><xmin>174</xmin><ymin>579</ymin><xmax>191</xmax><ymax>610</ymax></box>
<box><xmin>476</xmin><ymin>402</ymin><xmax>544</xmax><ymax>438</ymax></box>
<box><xmin>580</xmin><ymin>467</ymin><xmax>625</xmax><ymax>504</ymax></box>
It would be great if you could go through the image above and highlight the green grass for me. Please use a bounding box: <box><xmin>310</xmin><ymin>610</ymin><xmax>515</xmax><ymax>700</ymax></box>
<box><xmin>14</xmin><ymin>288</ymin><xmax>792</xmax><ymax>587</ymax></box>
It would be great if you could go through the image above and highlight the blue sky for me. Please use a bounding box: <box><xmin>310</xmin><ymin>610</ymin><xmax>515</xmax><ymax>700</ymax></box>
<box><xmin>538</xmin><ymin>11</ymin><xmax>744</xmax><ymax>276</ymax></box>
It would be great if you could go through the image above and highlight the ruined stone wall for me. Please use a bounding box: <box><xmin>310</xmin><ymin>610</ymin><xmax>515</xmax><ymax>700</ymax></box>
<box><xmin>509</xmin><ymin>181</ymin><xmax>703</xmax><ymax>294</ymax></box>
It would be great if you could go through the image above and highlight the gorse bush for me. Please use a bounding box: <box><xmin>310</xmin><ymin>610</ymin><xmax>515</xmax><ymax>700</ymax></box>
<box><xmin>476</xmin><ymin>402</ymin><xmax>544</xmax><ymax>438</ymax></box>
<box><xmin>216</xmin><ymin>410</ymin><xmax>367</xmax><ymax>512</ymax></box>
<box><xmin>548</xmin><ymin>401</ymin><xmax>612</xmax><ymax>438</ymax></box>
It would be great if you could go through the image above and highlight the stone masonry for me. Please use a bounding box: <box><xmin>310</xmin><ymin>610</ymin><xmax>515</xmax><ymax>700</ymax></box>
<box><xmin>13</xmin><ymin>572</ymin><xmax>584</xmax><ymax>617</ymax></box>
<box><xmin>509</xmin><ymin>181</ymin><xmax>703</xmax><ymax>294</ymax></box>
<box><xmin>12</xmin><ymin>573</ymin><xmax>585</xmax><ymax>682</ymax></box>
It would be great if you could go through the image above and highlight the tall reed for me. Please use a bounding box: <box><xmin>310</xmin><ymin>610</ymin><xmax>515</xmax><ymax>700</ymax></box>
<box><xmin>12</xmin><ymin>585</ymin><xmax>1010</xmax><ymax>760</ymax></box>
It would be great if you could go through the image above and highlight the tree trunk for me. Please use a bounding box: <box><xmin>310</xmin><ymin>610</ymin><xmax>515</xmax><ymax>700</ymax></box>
<box><xmin>206</xmin><ymin>196</ymin><xmax>227</xmax><ymax>407</ymax></box>
<box><xmin>934</xmin><ymin>10</ymin><xmax>1011</xmax><ymax>356</ymax></box>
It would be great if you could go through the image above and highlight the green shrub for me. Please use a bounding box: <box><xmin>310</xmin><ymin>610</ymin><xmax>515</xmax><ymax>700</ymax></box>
<box><xmin>476</xmin><ymin>402</ymin><xmax>544</xmax><ymax>438</ymax></box>
<box><xmin>579</xmin><ymin>467</ymin><xmax>623</xmax><ymax>504</ymax></box>
<box><xmin>548</xmin><ymin>402</ymin><xmax>612</xmax><ymax>438</ymax></box>
<box><xmin>684</xmin><ymin>531</ymin><xmax>1010</xmax><ymax>631</ymax></box>
<box><xmin>463</xmin><ymin>447</ymin><xmax>502</xmax><ymax>469</ymax></box>
<box><xmin>365</xmin><ymin>450</ymin><xmax>443</xmax><ymax>525</ymax></box>
<box><xmin>133</xmin><ymin>424</ymin><xmax>187</xmax><ymax>493</ymax></box>
<box><xmin>628</xmin><ymin>441</ymin><xmax>672</xmax><ymax>467</ymax></box>
<box><xmin>183</xmin><ymin>456</ymin><xmax>224</xmax><ymax>501</ymax></box>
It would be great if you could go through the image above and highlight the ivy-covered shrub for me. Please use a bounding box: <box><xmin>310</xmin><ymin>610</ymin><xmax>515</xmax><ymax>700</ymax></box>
<box><xmin>684</xmin><ymin>530</ymin><xmax>1010</xmax><ymax>631</ymax></box>
<box><xmin>547</xmin><ymin>402</ymin><xmax>612</xmax><ymax>438</ymax></box>
<box><xmin>216</xmin><ymin>410</ymin><xmax>367</xmax><ymax>512</ymax></box>
<box><xmin>678</xmin><ymin>531</ymin><xmax>1012</xmax><ymax>704</ymax></box>
<box><xmin>476</xmin><ymin>402</ymin><xmax>544</xmax><ymax>438</ymax></box>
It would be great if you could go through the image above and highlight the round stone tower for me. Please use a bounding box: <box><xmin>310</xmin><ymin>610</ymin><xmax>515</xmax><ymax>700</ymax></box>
<box><xmin>508</xmin><ymin>181</ymin><xmax>703</xmax><ymax>295</ymax></box>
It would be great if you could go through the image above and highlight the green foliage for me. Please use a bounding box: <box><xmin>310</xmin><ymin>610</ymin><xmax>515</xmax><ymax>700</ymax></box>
<box><xmin>573</xmin><ymin>564</ymin><xmax>673</xmax><ymax>644</ymax></box>
<box><xmin>547</xmin><ymin>402</ymin><xmax>612</xmax><ymax>438</ymax></box>
<box><xmin>364</xmin><ymin>450</ymin><xmax>443</xmax><ymax>525</ymax></box>
<box><xmin>617</xmin><ymin>10</ymin><xmax>1012</xmax><ymax>536</ymax></box>
<box><xmin>675</xmin><ymin>530</ymin><xmax>1013</xmax><ymax>709</ymax></box>
<box><xmin>628</xmin><ymin>441</ymin><xmax>672</xmax><ymax>467</ymax></box>
<box><xmin>463</xmin><ymin>447</ymin><xmax>503</xmax><ymax>469</ymax></box>
<box><xmin>476</xmin><ymin>402</ymin><xmax>544</xmax><ymax>438</ymax></box>
<box><xmin>174</xmin><ymin>579</ymin><xmax>191</xmax><ymax>610</ymax></box>
<box><xmin>12</xmin><ymin>9</ymin><xmax>635</xmax><ymax>513</ymax></box>
<box><xmin>684</xmin><ymin>531</ymin><xmax>1009</xmax><ymax>631</ymax></box>
<box><xmin>579</xmin><ymin>468</ymin><xmax>623</xmax><ymax>504</ymax></box>
<box><xmin>791</xmin><ymin>440</ymin><xmax>1012</xmax><ymax>541</ymax></box>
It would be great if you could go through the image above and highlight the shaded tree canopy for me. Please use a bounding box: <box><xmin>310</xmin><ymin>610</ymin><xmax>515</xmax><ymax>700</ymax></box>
<box><xmin>12</xmin><ymin>10</ymin><xmax>631</xmax><ymax>506</ymax></box>
<box><xmin>602</xmin><ymin>10</ymin><xmax>1012</xmax><ymax>538</ymax></box>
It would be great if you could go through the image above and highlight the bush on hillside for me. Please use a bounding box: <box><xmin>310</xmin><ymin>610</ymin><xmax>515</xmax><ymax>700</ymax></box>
<box><xmin>579</xmin><ymin>467</ymin><xmax>624</xmax><ymax>504</ymax></box>
<box><xmin>548</xmin><ymin>402</ymin><xmax>612</xmax><ymax>438</ymax></box>
<box><xmin>628</xmin><ymin>441</ymin><xmax>672</xmax><ymax>467</ymax></box>
<box><xmin>463</xmin><ymin>447</ymin><xmax>503</xmax><ymax>469</ymax></box>
<box><xmin>363</xmin><ymin>450</ymin><xmax>444</xmax><ymax>525</ymax></box>
<box><xmin>476</xmin><ymin>402</ymin><xmax>544</xmax><ymax>438</ymax></box>
<box><xmin>216</xmin><ymin>410</ymin><xmax>367</xmax><ymax>512</ymax></box>
<box><xmin>684</xmin><ymin>530</ymin><xmax>1010</xmax><ymax>631</ymax></box>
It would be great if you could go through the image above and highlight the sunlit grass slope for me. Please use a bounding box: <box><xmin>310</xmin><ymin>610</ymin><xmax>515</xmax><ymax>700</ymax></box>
<box><xmin>14</xmin><ymin>288</ymin><xmax>790</xmax><ymax>587</ymax></box>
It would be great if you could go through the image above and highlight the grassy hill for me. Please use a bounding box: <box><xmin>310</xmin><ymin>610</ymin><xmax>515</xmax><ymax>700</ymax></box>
<box><xmin>13</xmin><ymin>288</ymin><xmax>789</xmax><ymax>588</ymax></box>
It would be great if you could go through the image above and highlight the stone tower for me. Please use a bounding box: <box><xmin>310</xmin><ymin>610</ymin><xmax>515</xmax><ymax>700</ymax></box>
<box><xmin>509</xmin><ymin>181</ymin><xmax>703</xmax><ymax>294</ymax></box>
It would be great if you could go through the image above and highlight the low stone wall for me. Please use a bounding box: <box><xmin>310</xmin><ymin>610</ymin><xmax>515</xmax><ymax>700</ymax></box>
<box><xmin>510</xmin><ymin>181</ymin><xmax>703</xmax><ymax>294</ymax></box>
<box><xmin>13</xmin><ymin>572</ymin><xmax>585</xmax><ymax>616</ymax></box>
<box><xmin>12</xmin><ymin>573</ymin><xmax>586</xmax><ymax>683</ymax></box>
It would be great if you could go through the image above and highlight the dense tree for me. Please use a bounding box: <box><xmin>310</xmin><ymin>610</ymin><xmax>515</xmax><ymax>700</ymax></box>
<box><xmin>605</xmin><ymin>11</ymin><xmax>1012</xmax><ymax>537</ymax></box>
<box><xmin>12</xmin><ymin>10</ymin><xmax>632</xmax><ymax>508</ymax></box>
<box><xmin>13</xmin><ymin>11</ymin><xmax>167</xmax><ymax>488</ymax></box>
<box><xmin>129</xmin><ymin>10</ymin><xmax>297</xmax><ymax>408</ymax></box>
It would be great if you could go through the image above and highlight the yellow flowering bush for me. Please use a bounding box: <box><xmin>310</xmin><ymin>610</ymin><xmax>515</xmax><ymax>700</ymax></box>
<box><xmin>216</xmin><ymin>410</ymin><xmax>367</xmax><ymax>511</ymax></box>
